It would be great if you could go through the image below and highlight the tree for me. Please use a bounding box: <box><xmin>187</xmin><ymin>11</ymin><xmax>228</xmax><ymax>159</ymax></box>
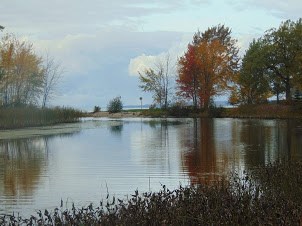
<box><xmin>177</xmin><ymin>44</ymin><xmax>200</xmax><ymax>109</ymax></box>
<box><xmin>107</xmin><ymin>96</ymin><xmax>123</xmax><ymax>113</ymax></box>
<box><xmin>0</xmin><ymin>33</ymin><xmax>43</xmax><ymax>106</ymax></box>
<box><xmin>193</xmin><ymin>24</ymin><xmax>240</xmax><ymax>73</ymax></box>
<box><xmin>231</xmin><ymin>19</ymin><xmax>302</xmax><ymax>104</ymax></box>
<box><xmin>263</xmin><ymin>19</ymin><xmax>302</xmax><ymax>101</ymax></box>
<box><xmin>0</xmin><ymin>33</ymin><xmax>62</xmax><ymax>108</ymax></box>
<box><xmin>0</xmin><ymin>25</ymin><xmax>4</xmax><ymax>31</ymax></box>
<box><xmin>196</xmin><ymin>38</ymin><xmax>235</xmax><ymax>109</ymax></box>
<box><xmin>177</xmin><ymin>25</ymin><xmax>239</xmax><ymax>109</ymax></box>
<box><xmin>139</xmin><ymin>54</ymin><xmax>172</xmax><ymax>109</ymax></box>
<box><xmin>41</xmin><ymin>54</ymin><xmax>64</xmax><ymax>108</ymax></box>
<box><xmin>230</xmin><ymin>39</ymin><xmax>272</xmax><ymax>104</ymax></box>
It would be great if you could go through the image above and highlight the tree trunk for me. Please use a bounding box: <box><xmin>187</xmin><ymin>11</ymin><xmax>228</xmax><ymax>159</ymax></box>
<box><xmin>276</xmin><ymin>90</ymin><xmax>280</xmax><ymax>104</ymax></box>
<box><xmin>193</xmin><ymin>94</ymin><xmax>197</xmax><ymax>110</ymax></box>
<box><xmin>285</xmin><ymin>79</ymin><xmax>291</xmax><ymax>101</ymax></box>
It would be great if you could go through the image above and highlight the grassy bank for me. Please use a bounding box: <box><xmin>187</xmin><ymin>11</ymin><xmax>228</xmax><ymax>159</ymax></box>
<box><xmin>125</xmin><ymin>103</ymin><xmax>302</xmax><ymax>119</ymax></box>
<box><xmin>2</xmin><ymin>161</ymin><xmax>302</xmax><ymax>225</ymax></box>
<box><xmin>133</xmin><ymin>107</ymin><xmax>200</xmax><ymax>118</ymax></box>
<box><xmin>0</xmin><ymin>107</ymin><xmax>83</xmax><ymax>129</ymax></box>
<box><xmin>221</xmin><ymin>103</ymin><xmax>302</xmax><ymax>119</ymax></box>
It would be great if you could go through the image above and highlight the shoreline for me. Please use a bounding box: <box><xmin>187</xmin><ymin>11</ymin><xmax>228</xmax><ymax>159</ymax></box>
<box><xmin>85</xmin><ymin>110</ymin><xmax>302</xmax><ymax>120</ymax></box>
<box><xmin>88</xmin><ymin>111</ymin><xmax>142</xmax><ymax>118</ymax></box>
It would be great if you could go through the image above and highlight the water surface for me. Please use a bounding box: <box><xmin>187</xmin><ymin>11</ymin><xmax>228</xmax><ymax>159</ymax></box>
<box><xmin>0</xmin><ymin>118</ymin><xmax>301</xmax><ymax>216</ymax></box>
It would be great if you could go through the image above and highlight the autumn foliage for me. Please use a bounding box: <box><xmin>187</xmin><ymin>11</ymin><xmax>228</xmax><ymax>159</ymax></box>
<box><xmin>0</xmin><ymin>33</ymin><xmax>62</xmax><ymax>108</ymax></box>
<box><xmin>177</xmin><ymin>44</ymin><xmax>200</xmax><ymax>109</ymax></box>
<box><xmin>177</xmin><ymin>25</ymin><xmax>239</xmax><ymax>110</ymax></box>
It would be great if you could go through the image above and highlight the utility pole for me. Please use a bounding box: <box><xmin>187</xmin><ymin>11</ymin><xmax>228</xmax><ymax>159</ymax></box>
<box><xmin>139</xmin><ymin>97</ymin><xmax>143</xmax><ymax>110</ymax></box>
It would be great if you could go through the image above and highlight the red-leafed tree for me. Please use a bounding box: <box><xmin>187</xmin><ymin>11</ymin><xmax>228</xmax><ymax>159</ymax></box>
<box><xmin>177</xmin><ymin>44</ymin><xmax>200</xmax><ymax>109</ymax></box>
<box><xmin>177</xmin><ymin>25</ymin><xmax>239</xmax><ymax>110</ymax></box>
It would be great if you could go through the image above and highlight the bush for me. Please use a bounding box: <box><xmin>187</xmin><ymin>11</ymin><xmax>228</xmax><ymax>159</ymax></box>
<box><xmin>107</xmin><ymin>96</ymin><xmax>123</xmax><ymax>113</ymax></box>
<box><xmin>208</xmin><ymin>105</ymin><xmax>225</xmax><ymax>117</ymax></box>
<box><xmin>93</xmin><ymin>106</ymin><xmax>101</xmax><ymax>113</ymax></box>
<box><xmin>167</xmin><ymin>103</ymin><xmax>190</xmax><ymax>117</ymax></box>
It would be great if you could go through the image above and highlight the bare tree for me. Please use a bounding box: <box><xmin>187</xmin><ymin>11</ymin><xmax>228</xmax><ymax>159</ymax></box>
<box><xmin>41</xmin><ymin>54</ymin><xmax>64</xmax><ymax>108</ymax></box>
<box><xmin>139</xmin><ymin>54</ymin><xmax>174</xmax><ymax>109</ymax></box>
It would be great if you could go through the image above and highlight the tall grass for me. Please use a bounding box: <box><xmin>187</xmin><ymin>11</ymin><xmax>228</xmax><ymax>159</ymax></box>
<box><xmin>0</xmin><ymin>107</ymin><xmax>83</xmax><ymax>129</ymax></box>
<box><xmin>1</xmin><ymin>161</ymin><xmax>302</xmax><ymax>225</ymax></box>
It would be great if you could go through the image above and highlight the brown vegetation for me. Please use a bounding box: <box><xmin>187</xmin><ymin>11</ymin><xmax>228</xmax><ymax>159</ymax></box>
<box><xmin>222</xmin><ymin>103</ymin><xmax>302</xmax><ymax>119</ymax></box>
<box><xmin>2</xmin><ymin>161</ymin><xmax>302</xmax><ymax>225</ymax></box>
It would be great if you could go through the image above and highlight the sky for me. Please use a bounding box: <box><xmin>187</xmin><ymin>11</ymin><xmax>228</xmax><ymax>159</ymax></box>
<box><xmin>1</xmin><ymin>0</ymin><xmax>302</xmax><ymax>111</ymax></box>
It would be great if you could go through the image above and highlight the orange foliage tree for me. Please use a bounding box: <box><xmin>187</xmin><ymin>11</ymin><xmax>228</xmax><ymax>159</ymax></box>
<box><xmin>177</xmin><ymin>25</ymin><xmax>239</xmax><ymax>109</ymax></box>
<box><xmin>0</xmin><ymin>34</ymin><xmax>43</xmax><ymax>106</ymax></box>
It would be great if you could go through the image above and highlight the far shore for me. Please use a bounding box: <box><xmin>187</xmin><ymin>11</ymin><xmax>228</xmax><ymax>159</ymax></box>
<box><xmin>88</xmin><ymin>111</ymin><xmax>143</xmax><ymax>118</ymax></box>
<box><xmin>86</xmin><ymin>103</ymin><xmax>302</xmax><ymax>120</ymax></box>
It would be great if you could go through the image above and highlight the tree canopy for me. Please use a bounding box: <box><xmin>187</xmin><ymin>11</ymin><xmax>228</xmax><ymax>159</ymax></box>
<box><xmin>177</xmin><ymin>25</ymin><xmax>239</xmax><ymax>109</ymax></box>
<box><xmin>264</xmin><ymin>19</ymin><xmax>302</xmax><ymax>101</ymax></box>
<box><xmin>0</xmin><ymin>33</ymin><xmax>63</xmax><ymax>107</ymax></box>
<box><xmin>139</xmin><ymin>55</ymin><xmax>172</xmax><ymax>109</ymax></box>
<box><xmin>231</xmin><ymin>18</ymin><xmax>302</xmax><ymax>105</ymax></box>
<box><xmin>107</xmin><ymin>96</ymin><xmax>123</xmax><ymax>113</ymax></box>
<box><xmin>230</xmin><ymin>39</ymin><xmax>272</xmax><ymax>104</ymax></box>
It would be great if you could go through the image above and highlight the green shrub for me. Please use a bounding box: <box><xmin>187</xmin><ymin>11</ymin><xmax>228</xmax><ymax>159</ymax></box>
<box><xmin>107</xmin><ymin>96</ymin><xmax>123</xmax><ymax>113</ymax></box>
<box><xmin>167</xmin><ymin>104</ymin><xmax>191</xmax><ymax>117</ymax></box>
<box><xmin>93</xmin><ymin>106</ymin><xmax>101</xmax><ymax>113</ymax></box>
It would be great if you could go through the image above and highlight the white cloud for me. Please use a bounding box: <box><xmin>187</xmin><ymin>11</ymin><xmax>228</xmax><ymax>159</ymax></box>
<box><xmin>128</xmin><ymin>34</ymin><xmax>191</xmax><ymax>76</ymax></box>
<box><xmin>128</xmin><ymin>54</ymin><xmax>157</xmax><ymax>76</ymax></box>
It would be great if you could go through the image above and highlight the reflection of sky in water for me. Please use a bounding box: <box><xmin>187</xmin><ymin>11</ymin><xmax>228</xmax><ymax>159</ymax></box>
<box><xmin>0</xmin><ymin>118</ymin><xmax>302</xmax><ymax>217</ymax></box>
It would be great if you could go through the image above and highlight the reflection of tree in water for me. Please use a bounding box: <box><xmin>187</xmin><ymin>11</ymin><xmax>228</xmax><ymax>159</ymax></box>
<box><xmin>287</xmin><ymin>120</ymin><xmax>302</xmax><ymax>160</ymax></box>
<box><xmin>144</xmin><ymin>119</ymin><xmax>183</xmax><ymax>129</ymax></box>
<box><xmin>0</xmin><ymin>131</ymin><xmax>79</xmax><ymax>197</ymax></box>
<box><xmin>240</xmin><ymin>120</ymin><xmax>273</xmax><ymax>166</ymax></box>
<box><xmin>108</xmin><ymin>121</ymin><xmax>124</xmax><ymax>135</ymax></box>
<box><xmin>182</xmin><ymin>119</ymin><xmax>224</xmax><ymax>185</ymax></box>
<box><xmin>133</xmin><ymin>119</ymin><xmax>184</xmax><ymax>168</ymax></box>
<box><xmin>181</xmin><ymin>118</ymin><xmax>302</xmax><ymax>185</ymax></box>
<box><xmin>239</xmin><ymin>119</ymin><xmax>302</xmax><ymax>167</ymax></box>
<box><xmin>141</xmin><ymin>120</ymin><xmax>170</xmax><ymax>165</ymax></box>
<box><xmin>0</xmin><ymin>138</ymin><xmax>47</xmax><ymax>196</ymax></box>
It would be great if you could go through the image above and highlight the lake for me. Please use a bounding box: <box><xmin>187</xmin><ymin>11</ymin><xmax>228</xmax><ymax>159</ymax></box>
<box><xmin>0</xmin><ymin>117</ymin><xmax>302</xmax><ymax>217</ymax></box>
